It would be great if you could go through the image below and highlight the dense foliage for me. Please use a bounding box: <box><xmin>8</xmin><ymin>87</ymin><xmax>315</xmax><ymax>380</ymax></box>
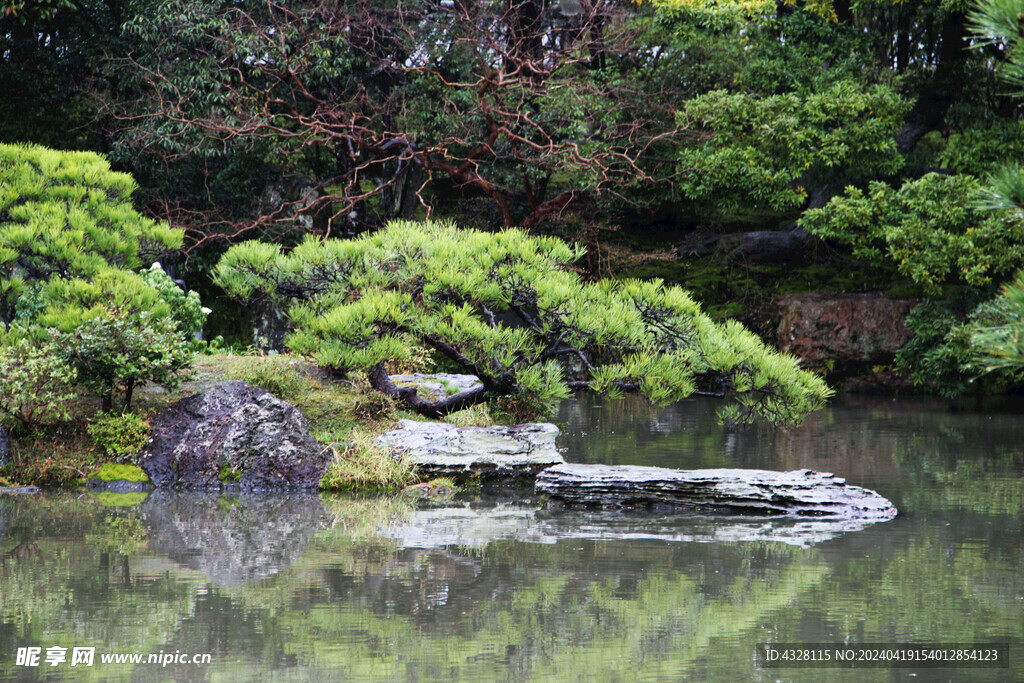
<box><xmin>0</xmin><ymin>337</ymin><xmax>78</xmax><ymax>431</ymax></box>
<box><xmin>801</xmin><ymin>174</ymin><xmax>1024</xmax><ymax>294</ymax></box>
<box><xmin>217</xmin><ymin>220</ymin><xmax>831</xmax><ymax>424</ymax></box>
<box><xmin>0</xmin><ymin>143</ymin><xmax>203</xmax><ymax>410</ymax></box>
<box><xmin>5</xmin><ymin>0</ymin><xmax>1024</xmax><ymax>397</ymax></box>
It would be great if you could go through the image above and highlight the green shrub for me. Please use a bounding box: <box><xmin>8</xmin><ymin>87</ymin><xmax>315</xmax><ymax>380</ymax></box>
<box><xmin>58</xmin><ymin>308</ymin><xmax>193</xmax><ymax>412</ymax></box>
<box><xmin>224</xmin><ymin>354</ymin><xmax>309</xmax><ymax>401</ymax></box>
<box><xmin>88</xmin><ymin>412</ymin><xmax>150</xmax><ymax>459</ymax></box>
<box><xmin>0</xmin><ymin>337</ymin><xmax>78</xmax><ymax>431</ymax></box>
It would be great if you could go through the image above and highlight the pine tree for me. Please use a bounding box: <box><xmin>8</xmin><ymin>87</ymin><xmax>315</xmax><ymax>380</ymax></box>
<box><xmin>217</xmin><ymin>220</ymin><xmax>832</xmax><ymax>424</ymax></box>
<box><xmin>967</xmin><ymin>0</ymin><xmax>1024</xmax><ymax>373</ymax></box>
<box><xmin>0</xmin><ymin>143</ymin><xmax>201</xmax><ymax>411</ymax></box>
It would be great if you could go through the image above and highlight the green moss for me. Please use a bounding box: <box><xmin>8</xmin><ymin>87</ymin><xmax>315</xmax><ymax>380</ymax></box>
<box><xmin>88</xmin><ymin>491</ymin><xmax>149</xmax><ymax>507</ymax></box>
<box><xmin>89</xmin><ymin>463</ymin><xmax>150</xmax><ymax>484</ymax></box>
<box><xmin>218</xmin><ymin>464</ymin><xmax>242</xmax><ymax>483</ymax></box>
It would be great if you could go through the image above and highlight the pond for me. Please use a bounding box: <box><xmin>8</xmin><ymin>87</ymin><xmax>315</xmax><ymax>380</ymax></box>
<box><xmin>1</xmin><ymin>394</ymin><xmax>1023</xmax><ymax>682</ymax></box>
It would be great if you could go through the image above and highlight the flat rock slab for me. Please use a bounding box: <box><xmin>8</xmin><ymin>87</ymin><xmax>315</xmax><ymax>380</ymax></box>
<box><xmin>0</xmin><ymin>486</ymin><xmax>40</xmax><ymax>495</ymax></box>
<box><xmin>536</xmin><ymin>464</ymin><xmax>897</xmax><ymax>519</ymax></box>
<box><xmin>389</xmin><ymin>373</ymin><xmax>483</xmax><ymax>403</ymax></box>
<box><xmin>377</xmin><ymin>419</ymin><xmax>563</xmax><ymax>481</ymax></box>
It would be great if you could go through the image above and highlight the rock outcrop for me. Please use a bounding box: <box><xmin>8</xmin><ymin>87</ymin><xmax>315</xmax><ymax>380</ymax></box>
<box><xmin>536</xmin><ymin>464</ymin><xmax>897</xmax><ymax>519</ymax></box>
<box><xmin>139</xmin><ymin>381</ymin><xmax>328</xmax><ymax>490</ymax></box>
<box><xmin>377</xmin><ymin>420</ymin><xmax>564</xmax><ymax>481</ymax></box>
<box><xmin>776</xmin><ymin>292</ymin><xmax>915</xmax><ymax>374</ymax></box>
<box><xmin>389</xmin><ymin>373</ymin><xmax>483</xmax><ymax>403</ymax></box>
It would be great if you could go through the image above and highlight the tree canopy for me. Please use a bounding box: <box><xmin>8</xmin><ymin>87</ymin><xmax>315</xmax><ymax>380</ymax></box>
<box><xmin>0</xmin><ymin>143</ymin><xmax>202</xmax><ymax>410</ymax></box>
<box><xmin>216</xmin><ymin>220</ymin><xmax>831</xmax><ymax>424</ymax></box>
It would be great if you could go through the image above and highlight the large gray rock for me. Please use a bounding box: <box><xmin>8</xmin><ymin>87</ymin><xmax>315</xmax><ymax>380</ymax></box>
<box><xmin>139</xmin><ymin>381</ymin><xmax>329</xmax><ymax>490</ymax></box>
<box><xmin>389</xmin><ymin>373</ymin><xmax>483</xmax><ymax>403</ymax></box>
<box><xmin>536</xmin><ymin>464</ymin><xmax>897</xmax><ymax>519</ymax></box>
<box><xmin>377</xmin><ymin>419</ymin><xmax>564</xmax><ymax>481</ymax></box>
<box><xmin>0</xmin><ymin>426</ymin><xmax>10</xmax><ymax>467</ymax></box>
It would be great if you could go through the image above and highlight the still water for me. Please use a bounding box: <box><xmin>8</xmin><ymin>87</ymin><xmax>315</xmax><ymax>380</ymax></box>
<box><xmin>1</xmin><ymin>394</ymin><xmax>1023</xmax><ymax>682</ymax></box>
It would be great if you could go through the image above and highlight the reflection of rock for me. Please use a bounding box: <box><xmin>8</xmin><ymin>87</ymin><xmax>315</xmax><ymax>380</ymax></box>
<box><xmin>389</xmin><ymin>373</ymin><xmax>483</xmax><ymax>402</ymax></box>
<box><xmin>536</xmin><ymin>464</ymin><xmax>898</xmax><ymax>519</ymax></box>
<box><xmin>0</xmin><ymin>502</ymin><xmax>7</xmax><ymax>543</ymax></box>
<box><xmin>140</xmin><ymin>381</ymin><xmax>328</xmax><ymax>490</ymax></box>
<box><xmin>377</xmin><ymin>501</ymin><xmax>889</xmax><ymax>549</ymax></box>
<box><xmin>776</xmin><ymin>292</ymin><xmax>915</xmax><ymax>374</ymax></box>
<box><xmin>377</xmin><ymin>420</ymin><xmax>564</xmax><ymax>481</ymax></box>
<box><xmin>140</xmin><ymin>491</ymin><xmax>331</xmax><ymax>585</ymax></box>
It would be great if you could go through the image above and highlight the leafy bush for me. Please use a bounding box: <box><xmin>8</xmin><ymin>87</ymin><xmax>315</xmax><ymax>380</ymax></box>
<box><xmin>0</xmin><ymin>337</ymin><xmax>78</xmax><ymax>431</ymax></box>
<box><xmin>677</xmin><ymin>81</ymin><xmax>907</xmax><ymax>214</ymax></box>
<box><xmin>57</xmin><ymin>309</ymin><xmax>193</xmax><ymax>412</ymax></box>
<box><xmin>801</xmin><ymin>174</ymin><xmax>1024</xmax><ymax>295</ymax></box>
<box><xmin>88</xmin><ymin>413</ymin><xmax>151</xmax><ymax>459</ymax></box>
<box><xmin>224</xmin><ymin>354</ymin><xmax>309</xmax><ymax>401</ymax></box>
<box><xmin>894</xmin><ymin>293</ymin><xmax>1024</xmax><ymax>396</ymax></box>
<box><xmin>141</xmin><ymin>263</ymin><xmax>206</xmax><ymax>340</ymax></box>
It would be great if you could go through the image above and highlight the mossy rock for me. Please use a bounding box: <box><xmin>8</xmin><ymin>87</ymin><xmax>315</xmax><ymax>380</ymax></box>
<box><xmin>86</xmin><ymin>464</ymin><xmax>153</xmax><ymax>492</ymax></box>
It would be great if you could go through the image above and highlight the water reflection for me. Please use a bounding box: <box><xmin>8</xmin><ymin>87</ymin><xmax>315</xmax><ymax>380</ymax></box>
<box><xmin>377</xmin><ymin>501</ymin><xmax>889</xmax><ymax>549</ymax></box>
<box><xmin>0</xmin><ymin>395</ymin><xmax>1022</xmax><ymax>681</ymax></box>
<box><xmin>139</xmin><ymin>491</ymin><xmax>333</xmax><ymax>586</ymax></box>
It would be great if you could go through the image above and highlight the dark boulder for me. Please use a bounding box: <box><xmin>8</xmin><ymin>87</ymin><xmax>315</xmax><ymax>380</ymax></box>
<box><xmin>536</xmin><ymin>464</ymin><xmax>897</xmax><ymax>519</ymax></box>
<box><xmin>139</xmin><ymin>381</ymin><xmax>328</xmax><ymax>490</ymax></box>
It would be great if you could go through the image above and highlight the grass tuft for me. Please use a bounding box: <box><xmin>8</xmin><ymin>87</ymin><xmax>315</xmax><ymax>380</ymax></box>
<box><xmin>319</xmin><ymin>430</ymin><xmax>418</xmax><ymax>492</ymax></box>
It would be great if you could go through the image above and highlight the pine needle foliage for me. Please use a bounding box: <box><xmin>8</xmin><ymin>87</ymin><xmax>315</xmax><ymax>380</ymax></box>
<box><xmin>217</xmin><ymin>220</ymin><xmax>832</xmax><ymax>425</ymax></box>
<box><xmin>0</xmin><ymin>143</ymin><xmax>201</xmax><ymax>411</ymax></box>
<box><xmin>0</xmin><ymin>143</ymin><xmax>182</xmax><ymax>318</ymax></box>
<box><xmin>968</xmin><ymin>0</ymin><xmax>1024</xmax><ymax>376</ymax></box>
<box><xmin>972</xmin><ymin>274</ymin><xmax>1024</xmax><ymax>372</ymax></box>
